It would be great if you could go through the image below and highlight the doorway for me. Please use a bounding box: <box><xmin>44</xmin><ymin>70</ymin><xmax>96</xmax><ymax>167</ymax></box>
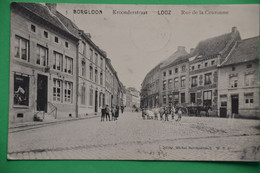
<box><xmin>231</xmin><ymin>95</ymin><xmax>239</xmax><ymax>114</ymax></box>
<box><xmin>37</xmin><ymin>74</ymin><xmax>48</xmax><ymax>112</ymax></box>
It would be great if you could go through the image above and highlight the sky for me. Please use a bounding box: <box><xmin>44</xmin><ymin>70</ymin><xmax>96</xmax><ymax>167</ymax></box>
<box><xmin>57</xmin><ymin>4</ymin><xmax>259</xmax><ymax>91</ymax></box>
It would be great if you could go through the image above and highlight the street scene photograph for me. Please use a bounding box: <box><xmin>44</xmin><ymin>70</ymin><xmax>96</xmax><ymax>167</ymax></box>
<box><xmin>8</xmin><ymin>3</ymin><xmax>260</xmax><ymax>161</ymax></box>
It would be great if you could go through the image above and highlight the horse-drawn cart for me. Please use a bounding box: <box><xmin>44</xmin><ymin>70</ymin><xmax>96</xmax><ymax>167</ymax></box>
<box><xmin>186</xmin><ymin>104</ymin><xmax>212</xmax><ymax>117</ymax></box>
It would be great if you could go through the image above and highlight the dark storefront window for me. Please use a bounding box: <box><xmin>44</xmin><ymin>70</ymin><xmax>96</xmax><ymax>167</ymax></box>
<box><xmin>14</xmin><ymin>74</ymin><xmax>29</xmax><ymax>106</ymax></box>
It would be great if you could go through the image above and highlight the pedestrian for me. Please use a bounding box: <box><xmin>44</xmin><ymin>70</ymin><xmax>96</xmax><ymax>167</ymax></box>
<box><xmin>177</xmin><ymin>108</ymin><xmax>182</xmax><ymax>122</ymax></box>
<box><xmin>171</xmin><ymin>105</ymin><xmax>176</xmax><ymax>120</ymax></box>
<box><xmin>165</xmin><ymin>106</ymin><xmax>169</xmax><ymax>121</ymax></box>
<box><xmin>105</xmin><ymin>105</ymin><xmax>110</xmax><ymax>121</ymax></box>
<box><xmin>159</xmin><ymin>107</ymin><xmax>164</xmax><ymax>121</ymax></box>
<box><xmin>115</xmin><ymin>105</ymin><xmax>119</xmax><ymax>120</ymax></box>
<box><xmin>101</xmin><ymin>106</ymin><xmax>106</xmax><ymax>121</ymax></box>
<box><xmin>141</xmin><ymin>107</ymin><xmax>146</xmax><ymax>120</ymax></box>
<box><xmin>121</xmin><ymin>105</ymin><xmax>124</xmax><ymax>114</ymax></box>
<box><xmin>111</xmin><ymin>106</ymin><xmax>115</xmax><ymax>121</ymax></box>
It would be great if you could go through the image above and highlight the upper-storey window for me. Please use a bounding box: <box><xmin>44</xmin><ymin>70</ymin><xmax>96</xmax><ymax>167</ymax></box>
<box><xmin>204</xmin><ymin>73</ymin><xmax>212</xmax><ymax>85</ymax></box>
<box><xmin>182</xmin><ymin>65</ymin><xmax>186</xmax><ymax>72</ymax></box>
<box><xmin>53</xmin><ymin>51</ymin><xmax>63</xmax><ymax>71</ymax></box>
<box><xmin>14</xmin><ymin>35</ymin><xmax>29</xmax><ymax>61</ymax></box>
<box><xmin>175</xmin><ymin>68</ymin><xmax>178</xmax><ymax>74</ymax></box>
<box><xmin>54</xmin><ymin>36</ymin><xmax>59</xmax><ymax>43</ymax></box>
<box><xmin>43</xmin><ymin>31</ymin><xmax>48</xmax><ymax>38</ymax></box>
<box><xmin>36</xmin><ymin>45</ymin><xmax>48</xmax><ymax>66</ymax></box>
<box><xmin>31</xmin><ymin>24</ymin><xmax>36</xmax><ymax>32</ymax></box>
<box><xmin>191</xmin><ymin>76</ymin><xmax>198</xmax><ymax>87</ymax></box>
<box><xmin>163</xmin><ymin>71</ymin><xmax>166</xmax><ymax>77</ymax></box>
<box><xmin>65</xmin><ymin>41</ymin><xmax>69</xmax><ymax>48</ymax></box>
<box><xmin>90</xmin><ymin>48</ymin><xmax>93</xmax><ymax>62</ymax></box>
<box><xmin>204</xmin><ymin>62</ymin><xmax>208</xmax><ymax>67</ymax></box>
<box><xmin>169</xmin><ymin>70</ymin><xmax>172</xmax><ymax>75</ymax></box>
<box><xmin>64</xmin><ymin>56</ymin><xmax>73</xmax><ymax>74</ymax></box>
<box><xmin>95</xmin><ymin>53</ymin><xmax>98</xmax><ymax>65</ymax></box>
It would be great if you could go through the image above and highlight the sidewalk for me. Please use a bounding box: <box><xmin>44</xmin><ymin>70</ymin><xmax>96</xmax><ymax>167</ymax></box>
<box><xmin>9</xmin><ymin>113</ymin><xmax>101</xmax><ymax>129</ymax></box>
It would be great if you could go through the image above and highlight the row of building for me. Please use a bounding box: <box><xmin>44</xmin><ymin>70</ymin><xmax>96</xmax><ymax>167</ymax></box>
<box><xmin>141</xmin><ymin>27</ymin><xmax>259</xmax><ymax>118</ymax></box>
<box><xmin>10</xmin><ymin>2</ymin><xmax>126</xmax><ymax>123</ymax></box>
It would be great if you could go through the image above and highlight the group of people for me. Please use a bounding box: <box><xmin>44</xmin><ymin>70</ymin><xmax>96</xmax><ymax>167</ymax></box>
<box><xmin>101</xmin><ymin>105</ymin><xmax>124</xmax><ymax>121</ymax></box>
<box><xmin>142</xmin><ymin>105</ymin><xmax>183</xmax><ymax>122</ymax></box>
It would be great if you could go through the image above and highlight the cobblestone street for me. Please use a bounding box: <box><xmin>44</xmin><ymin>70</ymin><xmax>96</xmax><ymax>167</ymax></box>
<box><xmin>8</xmin><ymin>111</ymin><xmax>260</xmax><ymax>161</ymax></box>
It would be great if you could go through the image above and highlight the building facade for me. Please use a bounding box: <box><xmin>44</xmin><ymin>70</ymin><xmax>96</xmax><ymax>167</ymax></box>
<box><xmin>188</xmin><ymin>27</ymin><xmax>241</xmax><ymax>115</ymax></box>
<box><xmin>140</xmin><ymin>63</ymin><xmax>161</xmax><ymax>108</ymax></box>
<box><xmin>10</xmin><ymin>3</ymin><xmax>78</xmax><ymax>123</ymax></box>
<box><xmin>160</xmin><ymin>46</ymin><xmax>190</xmax><ymax>107</ymax></box>
<box><xmin>218</xmin><ymin>37</ymin><xmax>259</xmax><ymax>118</ymax></box>
<box><xmin>77</xmin><ymin>31</ymin><xmax>106</xmax><ymax>116</ymax></box>
<box><xmin>126</xmin><ymin>87</ymin><xmax>140</xmax><ymax>108</ymax></box>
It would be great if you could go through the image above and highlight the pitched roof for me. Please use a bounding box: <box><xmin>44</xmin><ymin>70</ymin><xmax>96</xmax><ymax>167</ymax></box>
<box><xmin>56</xmin><ymin>11</ymin><xmax>80</xmax><ymax>38</ymax></box>
<box><xmin>12</xmin><ymin>2</ymin><xmax>78</xmax><ymax>40</ymax></box>
<box><xmin>160</xmin><ymin>47</ymin><xmax>188</xmax><ymax>69</ymax></box>
<box><xmin>221</xmin><ymin>36</ymin><xmax>259</xmax><ymax>66</ymax></box>
<box><xmin>191</xmin><ymin>29</ymin><xmax>241</xmax><ymax>63</ymax></box>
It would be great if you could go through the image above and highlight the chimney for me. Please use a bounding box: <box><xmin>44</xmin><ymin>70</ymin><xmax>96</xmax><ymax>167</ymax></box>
<box><xmin>46</xmin><ymin>3</ymin><xmax>57</xmax><ymax>15</ymax></box>
<box><xmin>190</xmin><ymin>48</ymin><xmax>194</xmax><ymax>54</ymax></box>
<box><xmin>177</xmin><ymin>46</ymin><xmax>185</xmax><ymax>52</ymax></box>
<box><xmin>232</xmin><ymin>26</ymin><xmax>237</xmax><ymax>33</ymax></box>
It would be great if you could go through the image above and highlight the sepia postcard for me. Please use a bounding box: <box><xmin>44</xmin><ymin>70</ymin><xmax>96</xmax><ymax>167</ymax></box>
<box><xmin>8</xmin><ymin>2</ymin><xmax>260</xmax><ymax>161</ymax></box>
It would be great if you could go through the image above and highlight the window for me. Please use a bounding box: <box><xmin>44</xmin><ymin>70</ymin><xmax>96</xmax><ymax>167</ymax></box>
<box><xmin>54</xmin><ymin>36</ymin><xmax>59</xmax><ymax>43</ymax></box>
<box><xmin>65</xmin><ymin>41</ymin><xmax>69</xmax><ymax>48</ymax></box>
<box><xmin>31</xmin><ymin>24</ymin><xmax>36</xmax><ymax>32</ymax></box>
<box><xmin>169</xmin><ymin>70</ymin><xmax>172</xmax><ymax>75</ymax></box>
<box><xmin>100</xmin><ymin>57</ymin><xmax>103</xmax><ymax>68</ymax></box>
<box><xmin>81</xmin><ymin>61</ymin><xmax>86</xmax><ymax>77</ymax></box>
<box><xmin>14</xmin><ymin>35</ymin><xmax>29</xmax><ymax>61</ymax></box>
<box><xmin>198</xmin><ymin>64</ymin><xmax>201</xmax><ymax>69</ymax></box>
<box><xmin>36</xmin><ymin>45</ymin><xmax>48</xmax><ymax>66</ymax></box>
<box><xmin>232</xmin><ymin>66</ymin><xmax>236</xmax><ymax>71</ymax></box>
<box><xmin>244</xmin><ymin>93</ymin><xmax>254</xmax><ymax>104</ymax></box>
<box><xmin>163</xmin><ymin>71</ymin><xmax>166</xmax><ymax>77</ymax></box>
<box><xmin>182</xmin><ymin>65</ymin><xmax>186</xmax><ymax>72</ymax></box>
<box><xmin>163</xmin><ymin>80</ymin><xmax>166</xmax><ymax>90</ymax></box>
<box><xmin>211</xmin><ymin>60</ymin><xmax>215</xmax><ymax>65</ymax></box>
<box><xmin>53</xmin><ymin>51</ymin><xmax>62</xmax><ymax>71</ymax></box>
<box><xmin>175</xmin><ymin>68</ymin><xmax>178</xmax><ymax>73</ymax></box>
<box><xmin>204</xmin><ymin>73</ymin><xmax>212</xmax><ymax>85</ymax></box>
<box><xmin>204</xmin><ymin>62</ymin><xmax>208</xmax><ymax>67</ymax></box>
<box><xmin>64</xmin><ymin>56</ymin><xmax>73</xmax><ymax>74</ymax></box>
<box><xmin>89</xmin><ymin>88</ymin><xmax>93</xmax><ymax>106</ymax></box>
<box><xmin>95</xmin><ymin>53</ymin><xmax>98</xmax><ymax>65</ymax></box>
<box><xmin>245</xmin><ymin>74</ymin><xmax>255</xmax><ymax>86</ymax></box>
<box><xmin>181</xmin><ymin>93</ymin><xmax>185</xmax><ymax>103</ymax></box>
<box><xmin>247</xmin><ymin>64</ymin><xmax>252</xmax><ymax>68</ymax></box>
<box><xmin>174</xmin><ymin>77</ymin><xmax>179</xmax><ymax>88</ymax></box>
<box><xmin>192</xmin><ymin>66</ymin><xmax>195</xmax><ymax>71</ymax></box>
<box><xmin>221</xmin><ymin>102</ymin><xmax>227</xmax><ymax>107</ymax></box>
<box><xmin>81</xmin><ymin>85</ymin><xmax>86</xmax><ymax>105</ymax></box>
<box><xmin>191</xmin><ymin>76</ymin><xmax>197</xmax><ymax>87</ymax></box>
<box><xmin>90</xmin><ymin>48</ymin><xmax>93</xmax><ymax>62</ymax></box>
<box><xmin>181</xmin><ymin>76</ymin><xmax>186</xmax><ymax>87</ymax></box>
<box><xmin>163</xmin><ymin>95</ymin><xmax>166</xmax><ymax>104</ymax></box>
<box><xmin>168</xmin><ymin>94</ymin><xmax>172</xmax><ymax>104</ymax></box>
<box><xmin>44</xmin><ymin>31</ymin><xmax>48</xmax><ymax>38</ymax></box>
<box><xmin>95</xmin><ymin>69</ymin><xmax>98</xmax><ymax>83</ymax></box>
<box><xmin>13</xmin><ymin>74</ymin><xmax>29</xmax><ymax>106</ymax></box>
<box><xmin>53</xmin><ymin>79</ymin><xmax>62</xmax><ymax>102</ymax></box>
<box><xmin>89</xmin><ymin>66</ymin><xmax>93</xmax><ymax>80</ymax></box>
<box><xmin>168</xmin><ymin>79</ymin><xmax>172</xmax><ymax>89</ymax></box>
<box><xmin>190</xmin><ymin>93</ymin><xmax>196</xmax><ymax>103</ymax></box>
<box><xmin>100</xmin><ymin>72</ymin><xmax>103</xmax><ymax>85</ymax></box>
<box><xmin>64</xmin><ymin>81</ymin><xmax>73</xmax><ymax>103</ymax></box>
<box><xmin>203</xmin><ymin>90</ymin><xmax>212</xmax><ymax>106</ymax></box>
<box><xmin>230</xmin><ymin>76</ymin><xmax>238</xmax><ymax>88</ymax></box>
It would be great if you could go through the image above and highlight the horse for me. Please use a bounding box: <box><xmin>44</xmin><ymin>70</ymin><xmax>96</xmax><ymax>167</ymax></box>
<box><xmin>197</xmin><ymin>105</ymin><xmax>212</xmax><ymax>117</ymax></box>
